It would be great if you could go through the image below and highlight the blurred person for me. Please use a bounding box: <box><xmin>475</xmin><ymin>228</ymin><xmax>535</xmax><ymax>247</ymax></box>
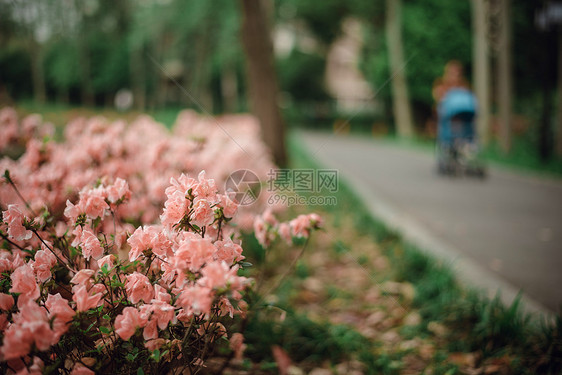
<box><xmin>428</xmin><ymin>60</ymin><xmax>471</xmax><ymax>136</ymax></box>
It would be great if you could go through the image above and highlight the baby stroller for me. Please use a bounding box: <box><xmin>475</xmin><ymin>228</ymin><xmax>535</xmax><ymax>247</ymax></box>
<box><xmin>436</xmin><ymin>88</ymin><xmax>486</xmax><ymax>177</ymax></box>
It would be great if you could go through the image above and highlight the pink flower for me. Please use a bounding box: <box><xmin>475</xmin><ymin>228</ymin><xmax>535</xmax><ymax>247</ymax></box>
<box><xmin>10</xmin><ymin>264</ymin><xmax>40</xmax><ymax>300</ymax></box>
<box><xmin>278</xmin><ymin>223</ymin><xmax>292</xmax><ymax>244</ymax></box>
<box><xmin>140</xmin><ymin>299</ymin><xmax>174</xmax><ymax>340</ymax></box>
<box><xmin>191</xmin><ymin>198</ymin><xmax>215</xmax><ymax>228</ymax></box>
<box><xmin>3</xmin><ymin>205</ymin><xmax>32</xmax><ymax>241</ymax></box>
<box><xmin>220</xmin><ymin>193</ymin><xmax>238</xmax><ymax>218</ymax></box>
<box><xmin>0</xmin><ymin>293</ymin><xmax>14</xmax><ymax>310</ymax></box>
<box><xmin>229</xmin><ymin>333</ymin><xmax>247</xmax><ymax>360</ymax></box>
<box><xmin>79</xmin><ymin>227</ymin><xmax>104</xmax><ymax>260</ymax></box>
<box><xmin>1</xmin><ymin>298</ymin><xmax>55</xmax><ymax>359</ymax></box>
<box><xmin>262</xmin><ymin>209</ymin><xmax>278</xmax><ymax>226</ymax></box>
<box><xmin>71</xmin><ymin>364</ymin><xmax>95</xmax><ymax>375</ymax></box>
<box><xmin>160</xmin><ymin>190</ymin><xmax>188</xmax><ymax>228</ymax></box>
<box><xmin>144</xmin><ymin>338</ymin><xmax>166</xmax><ymax>351</ymax></box>
<box><xmin>176</xmin><ymin>237</ymin><xmax>216</xmax><ymax>272</ymax></box>
<box><xmin>253</xmin><ymin>216</ymin><xmax>270</xmax><ymax>248</ymax></box>
<box><xmin>79</xmin><ymin>186</ymin><xmax>109</xmax><ymax>219</ymax></box>
<box><xmin>22</xmin><ymin>356</ymin><xmax>44</xmax><ymax>375</ymax></box>
<box><xmin>214</xmin><ymin>239</ymin><xmax>244</xmax><ymax>264</ymax></box>
<box><xmin>127</xmin><ymin>225</ymin><xmax>172</xmax><ymax>262</ymax></box>
<box><xmin>175</xmin><ymin>285</ymin><xmax>213</xmax><ymax>315</ymax></box>
<box><xmin>167</xmin><ymin>173</ymin><xmax>197</xmax><ymax>197</ymax></box>
<box><xmin>97</xmin><ymin>254</ymin><xmax>115</xmax><ymax>270</ymax></box>
<box><xmin>45</xmin><ymin>293</ymin><xmax>75</xmax><ymax>338</ymax></box>
<box><xmin>70</xmin><ymin>269</ymin><xmax>95</xmax><ymax>289</ymax></box>
<box><xmin>31</xmin><ymin>249</ymin><xmax>56</xmax><ymax>282</ymax></box>
<box><xmin>153</xmin><ymin>284</ymin><xmax>171</xmax><ymax>303</ymax></box>
<box><xmin>125</xmin><ymin>272</ymin><xmax>154</xmax><ymax>304</ymax></box>
<box><xmin>73</xmin><ymin>285</ymin><xmax>103</xmax><ymax>312</ymax></box>
<box><xmin>105</xmin><ymin>178</ymin><xmax>131</xmax><ymax>203</ymax></box>
<box><xmin>114</xmin><ymin>307</ymin><xmax>147</xmax><ymax>341</ymax></box>
<box><xmin>199</xmin><ymin>261</ymin><xmax>236</xmax><ymax>290</ymax></box>
<box><xmin>0</xmin><ymin>314</ymin><xmax>7</xmax><ymax>332</ymax></box>
<box><xmin>64</xmin><ymin>200</ymin><xmax>82</xmax><ymax>223</ymax></box>
<box><xmin>193</xmin><ymin>171</ymin><xmax>218</xmax><ymax>201</ymax></box>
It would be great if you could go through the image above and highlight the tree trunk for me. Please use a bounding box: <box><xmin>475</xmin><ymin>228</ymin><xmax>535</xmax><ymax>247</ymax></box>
<box><xmin>239</xmin><ymin>0</ymin><xmax>287</xmax><ymax>166</ymax></box>
<box><xmin>556</xmin><ymin>25</ymin><xmax>562</xmax><ymax>157</ymax></box>
<box><xmin>29</xmin><ymin>41</ymin><xmax>46</xmax><ymax>104</ymax></box>
<box><xmin>221</xmin><ymin>64</ymin><xmax>239</xmax><ymax>113</ymax></box>
<box><xmin>471</xmin><ymin>0</ymin><xmax>491</xmax><ymax>146</ymax></box>
<box><xmin>130</xmin><ymin>47</ymin><xmax>146</xmax><ymax>110</ymax></box>
<box><xmin>385</xmin><ymin>0</ymin><xmax>414</xmax><ymax>138</ymax></box>
<box><xmin>78</xmin><ymin>37</ymin><xmax>95</xmax><ymax>107</ymax></box>
<box><xmin>496</xmin><ymin>0</ymin><xmax>512</xmax><ymax>153</ymax></box>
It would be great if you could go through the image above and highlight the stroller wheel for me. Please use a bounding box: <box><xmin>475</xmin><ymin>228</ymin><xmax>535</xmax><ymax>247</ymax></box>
<box><xmin>437</xmin><ymin>161</ymin><xmax>456</xmax><ymax>176</ymax></box>
<box><xmin>466</xmin><ymin>165</ymin><xmax>487</xmax><ymax>179</ymax></box>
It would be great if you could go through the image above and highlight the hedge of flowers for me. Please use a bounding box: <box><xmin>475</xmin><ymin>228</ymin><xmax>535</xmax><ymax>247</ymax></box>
<box><xmin>0</xmin><ymin>108</ymin><xmax>321</xmax><ymax>374</ymax></box>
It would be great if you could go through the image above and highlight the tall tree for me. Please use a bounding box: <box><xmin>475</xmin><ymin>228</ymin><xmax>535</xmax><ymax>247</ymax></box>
<box><xmin>496</xmin><ymin>0</ymin><xmax>512</xmax><ymax>153</ymax></box>
<box><xmin>239</xmin><ymin>0</ymin><xmax>287</xmax><ymax>165</ymax></box>
<box><xmin>471</xmin><ymin>0</ymin><xmax>491</xmax><ymax>146</ymax></box>
<box><xmin>385</xmin><ymin>0</ymin><xmax>414</xmax><ymax>137</ymax></box>
<box><xmin>557</xmin><ymin>26</ymin><xmax>562</xmax><ymax>157</ymax></box>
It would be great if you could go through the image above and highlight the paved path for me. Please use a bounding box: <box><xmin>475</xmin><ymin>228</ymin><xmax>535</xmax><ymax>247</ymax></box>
<box><xmin>299</xmin><ymin>131</ymin><xmax>562</xmax><ymax>315</ymax></box>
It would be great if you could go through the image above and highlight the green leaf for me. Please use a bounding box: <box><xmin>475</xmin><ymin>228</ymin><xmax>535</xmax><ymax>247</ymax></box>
<box><xmin>137</xmin><ymin>368</ymin><xmax>144</xmax><ymax>375</ymax></box>
<box><xmin>151</xmin><ymin>348</ymin><xmax>161</xmax><ymax>362</ymax></box>
<box><xmin>101</xmin><ymin>264</ymin><xmax>109</xmax><ymax>275</ymax></box>
<box><xmin>99</xmin><ymin>326</ymin><xmax>111</xmax><ymax>334</ymax></box>
<box><xmin>102</xmin><ymin>314</ymin><xmax>111</xmax><ymax>320</ymax></box>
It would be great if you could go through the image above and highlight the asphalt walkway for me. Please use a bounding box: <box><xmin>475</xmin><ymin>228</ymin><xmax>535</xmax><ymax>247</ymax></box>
<box><xmin>299</xmin><ymin>131</ymin><xmax>562</xmax><ymax>315</ymax></box>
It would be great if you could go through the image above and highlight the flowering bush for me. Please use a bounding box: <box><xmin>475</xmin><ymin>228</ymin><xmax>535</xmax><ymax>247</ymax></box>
<box><xmin>0</xmin><ymin>108</ymin><xmax>322</xmax><ymax>374</ymax></box>
<box><xmin>0</xmin><ymin>172</ymin><xmax>252</xmax><ymax>374</ymax></box>
<box><xmin>0</xmin><ymin>107</ymin><xmax>281</xmax><ymax>229</ymax></box>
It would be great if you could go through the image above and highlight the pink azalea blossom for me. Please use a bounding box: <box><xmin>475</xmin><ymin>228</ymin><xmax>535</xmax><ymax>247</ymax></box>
<box><xmin>1</xmin><ymin>297</ymin><xmax>56</xmax><ymax>359</ymax></box>
<box><xmin>31</xmin><ymin>249</ymin><xmax>56</xmax><ymax>282</ymax></box>
<box><xmin>114</xmin><ymin>307</ymin><xmax>147</xmax><ymax>341</ymax></box>
<box><xmin>105</xmin><ymin>177</ymin><xmax>131</xmax><ymax>203</ymax></box>
<box><xmin>10</xmin><ymin>264</ymin><xmax>40</xmax><ymax>300</ymax></box>
<box><xmin>3</xmin><ymin>205</ymin><xmax>32</xmax><ymax>241</ymax></box>
<box><xmin>140</xmin><ymin>299</ymin><xmax>174</xmax><ymax>340</ymax></box>
<box><xmin>191</xmin><ymin>198</ymin><xmax>215</xmax><ymax>228</ymax></box>
<box><xmin>214</xmin><ymin>239</ymin><xmax>244</xmax><ymax>264</ymax></box>
<box><xmin>193</xmin><ymin>171</ymin><xmax>218</xmax><ymax>201</ymax></box>
<box><xmin>125</xmin><ymin>272</ymin><xmax>154</xmax><ymax>304</ymax></box>
<box><xmin>70</xmin><ymin>269</ymin><xmax>95</xmax><ymax>289</ymax></box>
<box><xmin>253</xmin><ymin>216</ymin><xmax>270</xmax><ymax>248</ymax></box>
<box><xmin>278</xmin><ymin>223</ymin><xmax>292</xmax><ymax>244</ymax></box>
<box><xmin>0</xmin><ymin>314</ymin><xmax>7</xmax><ymax>331</ymax></box>
<box><xmin>220</xmin><ymin>193</ymin><xmax>238</xmax><ymax>218</ymax></box>
<box><xmin>160</xmin><ymin>190</ymin><xmax>188</xmax><ymax>228</ymax></box>
<box><xmin>97</xmin><ymin>254</ymin><xmax>115</xmax><ymax>270</ymax></box>
<box><xmin>127</xmin><ymin>225</ymin><xmax>172</xmax><ymax>261</ymax></box>
<box><xmin>79</xmin><ymin>227</ymin><xmax>104</xmax><ymax>260</ymax></box>
<box><xmin>175</xmin><ymin>285</ymin><xmax>213</xmax><ymax>316</ymax></box>
<box><xmin>45</xmin><ymin>293</ymin><xmax>75</xmax><ymax>338</ymax></box>
<box><xmin>71</xmin><ymin>364</ymin><xmax>95</xmax><ymax>375</ymax></box>
<box><xmin>63</xmin><ymin>200</ymin><xmax>81</xmax><ymax>223</ymax></box>
<box><xmin>0</xmin><ymin>292</ymin><xmax>14</xmax><ymax>310</ymax></box>
<box><xmin>72</xmin><ymin>285</ymin><xmax>103</xmax><ymax>312</ymax></box>
<box><xmin>80</xmin><ymin>186</ymin><xmax>109</xmax><ymax>219</ymax></box>
<box><xmin>229</xmin><ymin>333</ymin><xmax>247</xmax><ymax>360</ymax></box>
<box><xmin>199</xmin><ymin>261</ymin><xmax>237</xmax><ymax>290</ymax></box>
